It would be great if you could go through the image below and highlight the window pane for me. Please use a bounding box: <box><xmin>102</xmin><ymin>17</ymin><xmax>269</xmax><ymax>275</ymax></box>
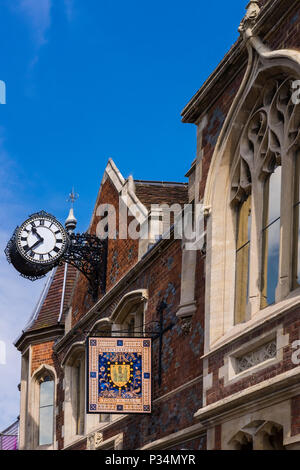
<box><xmin>39</xmin><ymin>379</ymin><xmax>54</xmax><ymax>446</ymax></box>
<box><xmin>262</xmin><ymin>219</ymin><xmax>281</xmax><ymax>306</ymax></box>
<box><xmin>235</xmin><ymin>195</ymin><xmax>251</xmax><ymax>324</ymax></box>
<box><xmin>268</xmin><ymin>166</ymin><xmax>281</xmax><ymax>223</ymax></box>
<box><xmin>76</xmin><ymin>361</ymin><xmax>84</xmax><ymax>435</ymax></box>
<box><xmin>39</xmin><ymin>405</ymin><xmax>54</xmax><ymax>446</ymax></box>
<box><xmin>261</xmin><ymin>166</ymin><xmax>281</xmax><ymax>307</ymax></box>
<box><xmin>40</xmin><ymin>380</ymin><xmax>54</xmax><ymax>407</ymax></box>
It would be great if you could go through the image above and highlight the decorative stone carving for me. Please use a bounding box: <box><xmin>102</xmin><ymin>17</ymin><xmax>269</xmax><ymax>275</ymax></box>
<box><xmin>94</xmin><ymin>432</ymin><xmax>104</xmax><ymax>448</ymax></box>
<box><xmin>236</xmin><ymin>340</ymin><xmax>277</xmax><ymax>373</ymax></box>
<box><xmin>180</xmin><ymin>316</ymin><xmax>193</xmax><ymax>336</ymax></box>
<box><xmin>231</xmin><ymin>77</ymin><xmax>300</xmax><ymax>205</ymax></box>
<box><xmin>87</xmin><ymin>431</ymin><xmax>104</xmax><ymax>450</ymax></box>
<box><xmin>87</xmin><ymin>434</ymin><xmax>95</xmax><ymax>451</ymax></box>
<box><xmin>238</xmin><ymin>1</ymin><xmax>261</xmax><ymax>34</ymax></box>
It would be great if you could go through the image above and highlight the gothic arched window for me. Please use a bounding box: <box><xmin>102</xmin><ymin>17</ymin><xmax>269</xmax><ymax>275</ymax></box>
<box><xmin>230</xmin><ymin>77</ymin><xmax>299</xmax><ymax>322</ymax></box>
<box><xmin>39</xmin><ymin>375</ymin><xmax>54</xmax><ymax>446</ymax></box>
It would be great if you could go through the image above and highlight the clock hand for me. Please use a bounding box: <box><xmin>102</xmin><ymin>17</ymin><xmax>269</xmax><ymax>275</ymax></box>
<box><xmin>31</xmin><ymin>226</ymin><xmax>43</xmax><ymax>242</ymax></box>
<box><xmin>25</xmin><ymin>238</ymin><xmax>44</xmax><ymax>253</ymax></box>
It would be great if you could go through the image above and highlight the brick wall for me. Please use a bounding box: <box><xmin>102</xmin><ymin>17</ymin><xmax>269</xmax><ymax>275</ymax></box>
<box><xmin>71</xmin><ymin>177</ymin><xmax>139</xmax><ymax>326</ymax></box>
<box><xmin>55</xmin><ymin>234</ymin><xmax>205</xmax><ymax>449</ymax></box>
<box><xmin>31</xmin><ymin>341</ymin><xmax>55</xmax><ymax>376</ymax></box>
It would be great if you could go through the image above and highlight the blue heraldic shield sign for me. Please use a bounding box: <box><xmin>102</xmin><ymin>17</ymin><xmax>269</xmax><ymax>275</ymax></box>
<box><xmin>87</xmin><ymin>337</ymin><xmax>152</xmax><ymax>414</ymax></box>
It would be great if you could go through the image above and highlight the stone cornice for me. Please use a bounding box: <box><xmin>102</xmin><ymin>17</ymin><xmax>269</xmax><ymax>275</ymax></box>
<box><xmin>14</xmin><ymin>324</ymin><xmax>65</xmax><ymax>353</ymax></box>
<box><xmin>140</xmin><ymin>423</ymin><xmax>205</xmax><ymax>450</ymax></box>
<box><xmin>194</xmin><ymin>367</ymin><xmax>300</xmax><ymax>427</ymax></box>
<box><xmin>181</xmin><ymin>0</ymin><xmax>299</xmax><ymax>124</ymax></box>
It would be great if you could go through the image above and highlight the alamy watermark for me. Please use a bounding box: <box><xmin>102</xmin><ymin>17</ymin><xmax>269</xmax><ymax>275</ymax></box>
<box><xmin>0</xmin><ymin>341</ymin><xmax>6</xmax><ymax>365</ymax></box>
<box><xmin>95</xmin><ymin>199</ymin><xmax>206</xmax><ymax>251</ymax></box>
<box><xmin>292</xmin><ymin>80</ymin><xmax>300</xmax><ymax>105</ymax></box>
<box><xmin>0</xmin><ymin>80</ymin><xmax>6</xmax><ymax>104</ymax></box>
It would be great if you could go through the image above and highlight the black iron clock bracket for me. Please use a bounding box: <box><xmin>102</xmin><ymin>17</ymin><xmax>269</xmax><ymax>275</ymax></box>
<box><xmin>61</xmin><ymin>232</ymin><xmax>107</xmax><ymax>301</ymax></box>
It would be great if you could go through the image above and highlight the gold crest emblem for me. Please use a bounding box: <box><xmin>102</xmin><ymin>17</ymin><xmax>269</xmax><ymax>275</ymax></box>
<box><xmin>110</xmin><ymin>363</ymin><xmax>131</xmax><ymax>388</ymax></box>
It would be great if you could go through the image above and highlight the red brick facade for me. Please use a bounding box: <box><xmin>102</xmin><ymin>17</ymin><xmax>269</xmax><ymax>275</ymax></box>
<box><xmin>15</xmin><ymin>0</ymin><xmax>300</xmax><ymax>451</ymax></box>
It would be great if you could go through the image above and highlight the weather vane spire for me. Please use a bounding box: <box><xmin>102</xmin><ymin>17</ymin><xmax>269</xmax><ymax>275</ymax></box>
<box><xmin>65</xmin><ymin>187</ymin><xmax>78</xmax><ymax>234</ymax></box>
<box><xmin>67</xmin><ymin>187</ymin><xmax>79</xmax><ymax>207</ymax></box>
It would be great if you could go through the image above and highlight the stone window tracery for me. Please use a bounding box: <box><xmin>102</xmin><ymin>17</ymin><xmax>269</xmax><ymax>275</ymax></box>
<box><xmin>231</xmin><ymin>77</ymin><xmax>300</xmax><ymax>320</ymax></box>
<box><xmin>236</xmin><ymin>339</ymin><xmax>277</xmax><ymax>374</ymax></box>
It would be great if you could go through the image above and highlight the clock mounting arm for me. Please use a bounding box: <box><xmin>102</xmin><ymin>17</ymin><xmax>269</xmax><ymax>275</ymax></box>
<box><xmin>60</xmin><ymin>232</ymin><xmax>107</xmax><ymax>301</ymax></box>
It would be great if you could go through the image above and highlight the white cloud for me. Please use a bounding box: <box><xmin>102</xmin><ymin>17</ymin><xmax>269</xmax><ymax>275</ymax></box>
<box><xmin>15</xmin><ymin>0</ymin><xmax>52</xmax><ymax>48</ymax></box>
<box><xmin>11</xmin><ymin>0</ymin><xmax>74</xmax><ymax>53</ymax></box>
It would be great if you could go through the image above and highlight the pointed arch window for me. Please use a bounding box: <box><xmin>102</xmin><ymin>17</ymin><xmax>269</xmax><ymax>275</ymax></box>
<box><xmin>39</xmin><ymin>375</ymin><xmax>54</xmax><ymax>446</ymax></box>
<box><xmin>230</xmin><ymin>77</ymin><xmax>300</xmax><ymax>321</ymax></box>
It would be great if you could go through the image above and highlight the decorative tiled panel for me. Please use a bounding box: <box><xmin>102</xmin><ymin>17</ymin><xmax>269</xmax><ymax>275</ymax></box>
<box><xmin>87</xmin><ymin>336</ymin><xmax>152</xmax><ymax>414</ymax></box>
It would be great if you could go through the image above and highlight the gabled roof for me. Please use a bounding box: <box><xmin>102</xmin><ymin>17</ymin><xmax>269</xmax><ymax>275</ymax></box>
<box><xmin>134</xmin><ymin>180</ymin><xmax>188</xmax><ymax>210</ymax></box>
<box><xmin>22</xmin><ymin>263</ymin><xmax>77</xmax><ymax>333</ymax></box>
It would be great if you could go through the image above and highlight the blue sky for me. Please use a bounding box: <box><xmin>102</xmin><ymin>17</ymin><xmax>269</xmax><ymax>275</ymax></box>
<box><xmin>0</xmin><ymin>0</ymin><xmax>245</xmax><ymax>430</ymax></box>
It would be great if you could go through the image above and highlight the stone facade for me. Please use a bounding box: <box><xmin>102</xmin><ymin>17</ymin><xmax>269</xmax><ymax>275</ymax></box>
<box><xmin>15</xmin><ymin>0</ymin><xmax>300</xmax><ymax>450</ymax></box>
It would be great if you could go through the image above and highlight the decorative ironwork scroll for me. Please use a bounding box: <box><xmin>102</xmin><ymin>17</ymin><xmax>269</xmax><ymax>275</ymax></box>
<box><xmin>62</xmin><ymin>233</ymin><xmax>107</xmax><ymax>300</ymax></box>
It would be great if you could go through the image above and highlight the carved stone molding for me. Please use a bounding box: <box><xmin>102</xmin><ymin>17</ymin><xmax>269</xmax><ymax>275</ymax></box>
<box><xmin>87</xmin><ymin>431</ymin><xmax>103</xmax><ymax>450</ymax></box>
<box><xmin>87</xmin><ymin>431</ymin><xmax>124</xmax><ymax>450</ymax></box>
<box><xmin>238</xmin><ymin>1</ymin><xmax>261</xmax><ymax>35</ymax></box>
<box><xmin>179</xmin><ymin>316</ymin><xmax>193</xmax><ymax>336</ymax></box>
<box><xmin>231</xmin><ymin>77</ymin><xmax>300</xmax><ymax>206</ymax></box>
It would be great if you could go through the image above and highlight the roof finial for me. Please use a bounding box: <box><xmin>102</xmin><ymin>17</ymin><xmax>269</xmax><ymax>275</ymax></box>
<box><xmin>238</xmin><ymin>1</ymin><xmax>261</xmax><ymax>35</ymax></box>
<box><xmin>65</xmin><ymin>187</ymin><xmax>78</xmax><ymax>234</ymax></box>
<box><xmin>67</xmin><ymin>187</ymin><xmax>79</xmax><ymax>207</ymax></box>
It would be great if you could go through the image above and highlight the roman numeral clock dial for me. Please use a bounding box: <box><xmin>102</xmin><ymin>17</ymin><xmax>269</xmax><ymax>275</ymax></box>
<box><xmin>6</xmin><ymin>211</ymin><xmax>69</xmax><ymax>280</ymax></box>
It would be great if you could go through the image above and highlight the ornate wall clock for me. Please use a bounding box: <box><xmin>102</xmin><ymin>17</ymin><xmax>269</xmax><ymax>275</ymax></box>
<box><xmin>5</xmin><ymin>211</ymin><xmax>69</xmax><ymax>280</ymax></box>
<box><xmin>5</xmin><ymin>208</ymin><xmax>108</xmax><ymax>299</ymax></box>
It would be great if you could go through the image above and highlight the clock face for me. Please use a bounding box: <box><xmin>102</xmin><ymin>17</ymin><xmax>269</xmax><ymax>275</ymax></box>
<box><xmin>16</xmin><ymin>214</ymin><xmax>68</xmax><ymax>265</ymax></box>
